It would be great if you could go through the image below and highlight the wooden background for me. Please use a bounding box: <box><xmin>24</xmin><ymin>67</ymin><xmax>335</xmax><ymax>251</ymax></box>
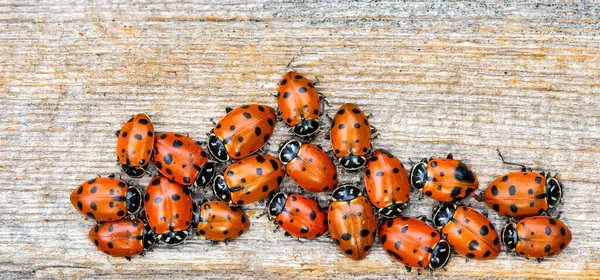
<box><xmin>1</xmin><ymin>1</ymin><xmax>599</xmax><ymax>279</ymax></box>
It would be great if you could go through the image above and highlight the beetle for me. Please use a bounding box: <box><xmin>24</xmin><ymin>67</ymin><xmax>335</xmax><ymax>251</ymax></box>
<box><xmin>378</xmin><ymin>216</ymin><xmax>451</xmax><ymax>274</ymax></box>
<box><xmin>483</xmin><ymin>150</ymin><xmax>564</xmax><ymax>218</ymax></box>
<box><xmin>277</xmin><ymin>71</ymin><xmax>326</xmax><ymax>138</ymax></box>
<box><xmin>194</xmin><ymin>201</ymin><xmax>250</xmax><ymax>242</ymax></box>
<box><xmin>267</xmin><ymin>193</ymin><xmax>328</xmax><ymax>239</ymax></box>
<box><xmin>89</xmin><ymin>218</ymin><xmax>156</xmax><ymax>260</ymax></box>
<box><xmin>70</xmin><ymin>175</ymin><xmax>141</xmax><ymax>221</ymax></box>
<box><xmin>116</xmin><ymin>113</ymin><xmax>154</xmax><ymax>177</ymax></box>
<box><xmin>278</xmin><ymin>140</ymin><xmax>338</xmax><ymax>192</ymax></box>
<box><xmin>410</xmin><ymin>154</ymin><xmax>479</xmax><ymax>202</ymax></box>
<box><xmin>328</xmin><ymin>184</ymin><xmax>377</xmax><ymax>261</ymax></box>
<box><xmin>152</xmin><ymin>132</ymin><xmax>215</xmax><ymax>187</ymax></box>
<box><xmin>432</xmin><ymin>203</ymin><xmax>501</xmax><ymax>260</ymax></box>
<box><xmin>502</xmin><ymin>216</ymin><xmax>572</xmax><ymax>262</ymax></box>
<box><xmin>363</xmin><ymin>149</ymin><xmax>410</xmax><ymax>217</ymax></box>
<box><xmin>208</xmin><ymin>104</ymin><xmax>276</xmax><ymax>162</ymax></box>
<box><xmin>213</xmin><ymin>154</ymin><xmax>285</xmax><ymax>205</ymax></box>
<box><xmin>144</xmin><ymin>176</ymin><xmax>194</xmax><ymax>245</ymax></box>
<box><xmin>329</xmin><ymin>103</ymin><xmax>375</xmax><ymax>172</ymax></box>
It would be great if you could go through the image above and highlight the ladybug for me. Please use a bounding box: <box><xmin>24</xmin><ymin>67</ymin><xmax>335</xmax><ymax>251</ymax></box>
<box><xmin>267</xmin><ymin>193</ymin><xmax>328</xmax><ymax>239</ymax></box>
<box><xmin>364</xmin><ymin>149</ymin><xmax>410</xmax><ymax>217</ymax></box>
<box><xmin>152</xmin><ymin>132</ymin><xmax>215</xmax><ymax>187</ymax></box>
<box><xmin>213</xmin><ymin>154</ymin><xmax>285</xmax><ymax>205</ymax></box>
<box><xmin>144</xmin><ymin>176</ymin><xmax>194</xmax><ymax>245</ymax></box>
<box><xmin>410</xmin><ymin>154</ymin><xmax>479</xmax><ymax>202</ymax></box>
<box><xmin>277</xmin><ymin>71</ymin><xmax>325</xmax><ymax>138</ymax></box>
<box><xmin>278</xmin><ymin>140</ymin><xmax>338</xmax><ymax>192</ymax></box>
<box><xmin>89</xmin><ymin>218</ymin><xmax>156</xmax><ymax>259</ymax></box>
<box><xmin>432</xmin><ymin>204</ymin><xmax>501</xmax><ymax>260</ymax></box>
<box><xmin>483</xmin><ymin>150</ymin><xmax>563</xmax><ymax>218</ymax></box>
<box><xmin>502</xmin><ymin>216</ymin><xmax>572</xmax><ymax>262</ymax></box>
<box><xmin>116</xmin><ymin>113</ymin><xmax>154</xmax><ymax>177</ymax></box>
<box><xmin>329</xmin><ymin>103</ymin><xmax>374</xmax><ymax>171</ymax></box>
<box><xmin>208</xmin><ymin>104</ymin><xmax>276</xmax><ymax>162</ymax></box>
<box><xmin>328</xmin><ymin>184</ymin><xmax>377</xmax><ymax>260</ymax></box>
<box><xmin>194</xmin><ymin>201</ymin><xmax>250</xmax><ymax>242</ymax></box>
<box><xmin>70</xmin><ymin>175</ymin><xmax>141</xmax><ymax>221</ymax></box>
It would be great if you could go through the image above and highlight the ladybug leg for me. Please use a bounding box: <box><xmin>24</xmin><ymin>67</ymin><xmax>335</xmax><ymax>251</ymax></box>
<box><xmin>482</xmin><ymin>210</ymin><xmax>489</xmax><ymax>218</ymax></box>
<box><xmin>405</xmin><ymin>266</ymin><xmax>412</xmax><ymax>273</ymax></box>
<box><xmin>446</xmin><ymin>153</ymin><xmax>453</xmax><ymax>160</ymax></box>
<box><xmin>536</xmin><ymin>258</ymin><xmax>544</xmax><ymax>263</ymax></box>
<box><xmin>124</xmin><ymin>256</ymin><xmax>132</xmax><ymax>262</ymax></box>
<box><xmin>471</xmin><ymin>191</ymin><xmax>484</xmax><ymax>202</ymax></box>
<box><xmin>370</xmin><ymin>126</ymin><xmax>379</xmax><ymax>139</ymax></box>
<box><xmin>496</xmin><ymin>149</ymin><xmax>529</xmax><ymax>171</ymax></box>
<box><xmin>114</xmin><ymin>129</ymin><xmax>121</xmax><ymax>137</ymax></box>
<box><xmin>225</xmin><ymin>107</ymin><xmax>233</xmax><ymax>113</ymax></box>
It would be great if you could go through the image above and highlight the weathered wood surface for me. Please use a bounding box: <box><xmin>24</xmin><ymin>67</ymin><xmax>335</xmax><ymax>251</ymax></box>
<box><xmin>1</xmin><ymin>1</ymin><xmax>599</xmax><ymax>279</ymax></box>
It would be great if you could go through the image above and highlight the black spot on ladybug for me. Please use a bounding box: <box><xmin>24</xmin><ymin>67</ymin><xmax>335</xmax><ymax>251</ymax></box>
<box><xmin>107</xmin><ymin>242</ymin><xmax>114</xmax><ymax>249</ymax></box>
<box><xmin>549</xmin><ymin>219</ymin><xmax>557</xmax><ymax>225</ymax></box>
<box><xmin>529</xmin><ymin>202</ymin><xmax>535</xmax><ymax>207</ymax></box>
<box><xmin>227</xmin><ymin>171</ymin><xmax>234</xmax><ymax>177</ymax></box>
<box><xmin>491</xmin><ymin>185</ymin><xmax>499</xmax><ymax>196</ymax></box>
<box><xmin>77</xmin><ymin>186</ymin><xmax>84</xmax><ymax>194</ymax></box>
<box><xmin>465</xmin><ymin>218</ymin><xmax>470</xmax><ymax>224</ymax></box>
<box><xmin>560</xmin><ymin>227</ymin><xmax>566</xmax><ymax>236</ymax></box>
<box><xmin>354</xmin><ymin>123</ymin><xmax>360</xmax><ymax>128</ymax></box>
<box><xmin>401</xmin><ymin>225</ymin><xmax>408</xmax><ymax>233</ymax></box>
<box><xmin>166</xmin><ymin>168</ymin><xmax>172</xmax><ymax>175</ymax></box>
<box><xmin>545</xmin><ymin>227</ymin><xmax>552</xmax><ymax>235</ymax></box>
<box><xmin>376</xmin><ymin>171</ymin><xmax>384</xmax><ymax>177</ymax></box>
<box><xmin>469</xmin><ymin>240</ymin><xmax>479</xmax><ymax>250</ymax></box>
<box><xmin>300</xmin><ymin>226</ymin><xmax>309</xmax><ymax>234</ymax></box>
<box><xmin>508</xmin><ymin>185</ymin><xmax>516</xmax><ymax>196</ymax></box>
<box><xmin>492</xmin><ymin>204</ymin><xmax>499</xmax><ymax>211</ymax></box>
<box><xmin>544</xmin><ymin>244</ymin><xmax>551</xmax><ymax>252</ymax></box>
<box><xmin>560</xmin><ymin>243</ymin><xmax>565</xmax><ymax>250</ymax></box>
<box><xmin>282</xmin><ymin>92</ymin><xmax>292</xmax><ymax>99</ymax></box>
<box><xmin>152</xmin><ymin>178</ymin><xmax>161</xmax><ymax>185</ymax></box>
<box><xmin>299</xmin><ymin>87</ymin><xmax>307</xmax><ymax>93</ymax></box>
<box><xmin>360</xmin><ymin>229</ymin><xmax>370</xmax><ymax>237</ymax></box>
<box><xmin>164</xmin><ymin>154</ymin><xmax>173</xmax><ymax>165</ymax></box>
<box><xmin>183</xmin><ymin>177</ymin><xmax>190</xmax><ymax>183</ymax></box>
<box><xmin>338</xmin><ymin>124</ymin><xmax>345</xmax><ymax>129</ymax></box>
<box><xmin>310</xmin><ymin>211</ymin><xmax>317</xmax><ymax>221</ymax></box>
<box><xmin>425</xmin><ymin>191</ymin><xmax>432</xmax><ymax>196</ymax></box>
<box><xmin>510</xmin><ymin>204</ymin><xmax>518</xmax><ymax>213</ymax></box>
<box><xmin>118</xmin><ymin>182</ymin><xmax>126</xmax><ymax>188</ymax></box>
<box><xmin>147</xmin><ymin>131</ymin><xmax>153</xmax><ymax>137</ymax></box>
<box><xmin>159</xmin><ymin>133</ymin><xmax>168</xmax><ymax>140</ymax></box>
<box><xmin>454</xmin><ymin>162</ymin><xmax>475</xmax><ymax>183</ymax></box>
<box><xmin>90</xmin><ymin>186</ymin><xmax>98</xmax><ymax>194</ymax></box>
<box><xmin>356</xmin><ymin>212</ymin><xmax>362</xmax><ymax>217</ymax></box>
<box><xmin>341</xmin><ymin>233</ymin><xmax>351</xmax><ymax>241</ymax></box>
<box><xmin>138</xmin><ymin>118</ymin><xmax>149</xmax><ymax>125</ymax></box>
<box><xmin>535</xmin><ymin>176</ymin><xmax>542</xmax><ymax>184</ymax></box>
<box><xmin>502</xmin><ymin>176</ymin><xmax>508</xmax><ymax>182</ymax></box>
<box><xmin>87</xmin><ymin>212</ymin><xmax>95</xmax><ymax>219</ymax></box>
<box><xmin>223</xmin><ymin>229</ymin><xmax>229</xmax><ymax>235</ymax></box>
<box><xmin>94</xmin><ymin>239</ymin><xmax>99</xmax><ymax>246</ymax></box>
<box><xmin>243</xmin><ymin>112</ymin><xmax>251</xmax><ymax>119</ymax></box>
<box><xmin>154</xmin><ymin>197</ymin><xmax>163</xmax><ymax>204</ymax></box>
<box><xmin>392</xmin><ymin>168</ymin><xmax>400</xmax><ymax>174</ymax></box>
<box><xmin>386</xmin><ymin>219</ymin><xmax>394</xmax><ymax>227</ymax></box>
<box><xmin>172</xmin><ymin>140</ymin><xmax>183</xmax><ymax>148</ymax></box>
<box><xmin>90</xmin><ymin>202</ymin><xmax>97</xmax><ymax>211</ymax></box>
<box><xmin>480</xmin><ymin>226</ymin><xmax>489</xmax><ymax>236</ymax></box>
<box><xmin>171</xmin><ymin>194</ymin><xmax>181</xmax><ymax>201</ymax></box>
<box><xmin>457</xmin><ymin>229</ymin><xmax>462</xmax><ymax>235</ymax></box>
<box><xmin>256</xmin><ymin>168</ymin><xmax>263</xmax><ymax>175</ymax></box>
<box><xmin>365</xmin><ymin>170</ymin><xmax>371</xmax><ymax>176</ymax></box>
<box><xmin>121</xmin><ymin>131</ymin><xmax>128</xmax><ymax>138</ymax></box>
<box><xmin>76</xmin><ymin>201</ymin><xmax>83</xmax><ymax>210</ymax></box>
<box><xmin>277</xmin><ymin>176</ymin><xmax>283</xmax><ymax>184</ymax></box>
<box><xmin>134</xmin><ymin>134</ymin><xmax>142</xmax><ymax>140</ymax></box>
<box><xmin>352</xmin><ymin>108</ymin><xmax>360</xmax><ymax>114</ymax></box>
<box><xmin>431</xmin><ymin>161</ymin><xmax>438</xmax><ymax>168</ymax></box>
<box><xmin>450</xmin><ymin>187</ymin><xmax>462</xmax><ymax>198</ymax></box>
<box><xmin>430</xmin><ymin>232</ymin><xmax>437</xmax><ymax>237</ymax></box>
<box><xmin>493</xmin><ymin>237</ymin><xmax>499</xmax><ymax>245</ymax></box>
<box><xmin>345</xmin><ymin>249</ymin><xmax>353</xmax><ymax>255</ymax></box>
<box><xmin>144</xmin><ymin>193</ymin><xmax>150</xmax><ymax>202</ymax></box>
<box><xmin>380</xmin><ymin>234</ymin><xmax>387</xmax><ymax>244</ymax></box>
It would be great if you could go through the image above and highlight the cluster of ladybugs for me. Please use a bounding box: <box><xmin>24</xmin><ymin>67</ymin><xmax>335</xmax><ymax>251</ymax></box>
<box><xmin>69</xmin><ymin>71</ymin><xmax>572</xmax><ymax>273</ymax></box>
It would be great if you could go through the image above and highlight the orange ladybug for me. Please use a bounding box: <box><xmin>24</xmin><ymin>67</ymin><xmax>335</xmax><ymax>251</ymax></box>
<box><xmin>278</xmin><ymin>140</ymin><xmax>338</xmax><ymax>192</ymax></box>
<box><xmin>502</xmin><ymin>216</ymin><xmax>572</xmax><ymax>262</ymax></box>
<box><xmin>144</xmin><ymin>176</ymin><xmax>194</xmax><ymax>245</ymax></box>
<box><xmin>432</xmin><ymin>204</ymin><xmax>501</xmax><ymax>260</ymax></box>
<box><xmin>70</xmin><ymin>175</ymin><xmax>141</xmax><ymax>221</ymax></box>
<box><xmin>194</xmin><ymin>201</ymin><xmax>250</xmax><ymax>242</ymax></box>
<box><xmin>208</xmin><ymin>104</ymin><xmax>276</xmax><ymax>162</ymax></box>
<box><xmin>483</xmin><ymin>151</ymin><xmax>564</xmax><ymax>218</ymax></box>
<box><xmin>152</xmin><ymin>132</ymin><xmax>215</xmax><ymax>187</ymax></box>
<box><xmin>329</xmin><ymin>103</ymin><xmax>374</xmax><ymax>171</ymax></box>
<box><xmin>267</xmin><ymin>193</ymin><xmax>328</xmax><ymax>239</ymax></box>
<box><xmin>328</xmin><ymin>185</ymin><xmax>377</xmax><ymax>260</ymax></box>
<box><xmin>364</xmin><ymin>149</ymin><xmax>410</xmax><ymax>217</ymax></box>
<box><xmin>116</xmin><ymin>113</ymin><xmax>154</xmax><ymax>177</ymax></box>
<box><xmin>213</xmin><ymin>154</ymin><xmax>285</xmax><ymax>205</ymax></box>
<box><xmin>89</xmin><ymin>218</ymin><xmax>156</xmax><ymax>259</ymax></box>
<box><xmin>277</xmin><ymin>71</ymin><xmax>325</xmax><ymax>138</ymax></box>
<box><xmin>379</xmin><ymin>216</ymin><xmax>451</xmax><ymax>273</ymax></box>
<box><xmin>410</xmin><ymin>154</ymin><xmax>479</xmax><ymax>202</ymax></box>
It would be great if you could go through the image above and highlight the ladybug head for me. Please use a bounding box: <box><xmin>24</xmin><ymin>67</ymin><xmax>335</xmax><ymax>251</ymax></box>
<box><xmin>378</xmin><ymin>203</ymin><xmax>406</xmax><ymax>218</ymax></box>
<box><xmin>159</xmin><ymin>230</ymin><xmax>188</xmax><ymax>246</ymax></box>
<box><xmin>194</xmin><ymin>161</ymin><xmax>216</xmax><ymax>188</ymax></box>
<box><xmin>292</xmin><ymin>120</ymin><xmax>320</xmax><ymax>138</ymax></box>
<box><xmin>267</xmin><ymin>193</ymin><xmax>287</xmax><ymax>220</ymax></box>
<box><xmin>125</xmin><ymin>187</ymin><xmax>142</xmax><ymax>215</ymax></box>
<box><xmin>429</xmin><ymin>240</ymin><xmax>451</xmax><ymax>270</ymax></box>
<box><xmin>212</xmin><ymin>175</ymin><xmax>232</xmax><ymax>203</ymax></box>
<box><xmin>545</xmin><ymin>174</ymin><xmax>563</xmax><ymax>208</ymax></box>
<box><xmin>142</xmin><ymin>222</ymin><xmax>157</xmax><ymax>250</ymax></box>
<box><xmin>339</xmin><ymin>155</ymin><xmax>367</xmax><ymax>172</ymax></box>
<box><xmin>207</xmin><ymin>134</ymin><xmax>229</xmax><ymax>162</ymax></box>
<box><xmin>121</xmin><ymin>164</ymin><xmax>146</xmax><ymax>178</ymax></box>
<box><xmin>409</xmin><ymin>160</ymin><xmax>428</xmax><ymax>189</ymax></box>
<box><xmin>501</xmin><ymin>222</ymin><xmax>518</xmax><ymax>251</ymax></box>
<box><xmin>278</xmin><ymin>140</ymin><xmax>301</xmax><ymax>164</ymax></box>
<box><xmin>332</xmin><ymin>184</ymin><xmax>362</xmax><ymax>202</ymax></box>
<box><xmin>432</xmin><ymin>203</ymin><xmax>457</xmax><ymax>229</ymax></box>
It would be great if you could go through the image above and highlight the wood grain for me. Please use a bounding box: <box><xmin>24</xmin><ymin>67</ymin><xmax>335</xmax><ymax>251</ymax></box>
<box><xmin>1</xmin><ymin>1</ymin><xmax>599</xmax><ymax>279</ymax></box>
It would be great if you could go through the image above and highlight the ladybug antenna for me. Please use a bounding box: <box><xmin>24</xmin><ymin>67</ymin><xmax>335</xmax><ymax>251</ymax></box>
<box><xmin>496</xmin><ymin>149</ymin><xmax>528</xmax><ymax>171</ymax></box>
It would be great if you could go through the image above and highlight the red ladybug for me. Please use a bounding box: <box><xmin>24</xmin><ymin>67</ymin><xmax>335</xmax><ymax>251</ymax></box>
<box><xmin>277</xmin><ymin>71</ymin><xmax>325</xmax><ymax>138</ymax></box>
<box><xmin>410</xmin><ymin>154</ymin><xmax>479</xmax><ymax>202</ymax></box>
<box><xmin>70</xmin><ymin>175</ymin><xmax>141</xmax><ymax>221</ymax></box>
<box><xmin>89</xmin><ymin>218</ymin><xmax>156</xmax><ymax>260</ymax></box>
<box><xmin>213</xmin><ymin>154</ymin><xmax>284</xmax><ymax>205</ymax></box>
<box><xmin>432</xmin><ymin>204</ymin><xmax>501</xmax><ymax>260</ymax></box>
<box><xmin>329</xmin><ymin>103</ymin><xmax>374</xmax><ymax>171</ymax></box>
<box><xmin>152</xmin><ymin>132</ymin><xmax>215</xmax><ymax>187</ymax></box>
<box><xmin>483</xmin><ymin>151</ymin><xmax>563</xmax><ymax>218</ymax></box>
<box><xmin>278</xmin><ymin>140</ymin><xmax>338</xmax><ymax>192</ymax></box>
<box><xmin>116</xmin><ymin>113</ymin><xmax>154</xmax><ymax>177</ymax></box>
<box><xmin>208</xmin><ymin>104</ymin><xmax>276</xmax><ymax>161</ymax></box>
<box><xmin>194</xmin><ymin>201</ymin><xmax>250</xmax><ymax>242</ymax></box>
<box><xmin>502</xmin><ymin>216</ymin><xmax>572</xmax><ymax>262</ymax></box>
<box><xmin>379</xmin><ymin>216</ymin><xmax>451</xmax><ymax>273</ymax></box>
<box><xmin>267</xmin><ymin>193</ymin><xmax>328</xmax><ymax>239</ymax></box>
<box><xmin>364</xmin><ymin>149</ymin><xmax>410</xmax><ymax>217</ymax></box>
<box><xmin>144</xmin><ymin>176</ymin><xmax>194</xmax><ymax>245</ymax></box>
<box><xmin>328</xmin><ymin>185</ymin><xmax>377</xmax><ymax>260</ymax></box>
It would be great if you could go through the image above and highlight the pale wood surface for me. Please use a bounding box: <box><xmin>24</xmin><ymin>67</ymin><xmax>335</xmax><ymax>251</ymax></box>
<box><xmin>1</xmin><ymin>1</ymin><xmax>600</xmax><ymax>279</ymax></box>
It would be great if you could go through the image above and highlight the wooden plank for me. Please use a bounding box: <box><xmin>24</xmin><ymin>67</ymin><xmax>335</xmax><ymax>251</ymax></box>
<box><xmin>0</xmin><ymin>1</ymin><xmax>599</xmax><ymax>278</ymax></box>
